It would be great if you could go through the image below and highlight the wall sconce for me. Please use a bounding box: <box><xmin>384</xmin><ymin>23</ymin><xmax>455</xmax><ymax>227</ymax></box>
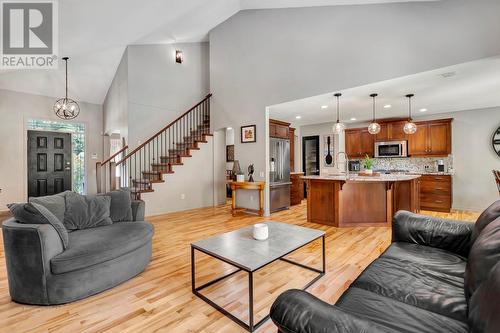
<box><xmin>175</xmin><ymin>50</ymin><xmax>183</xmax><ymax>64</ymax></box>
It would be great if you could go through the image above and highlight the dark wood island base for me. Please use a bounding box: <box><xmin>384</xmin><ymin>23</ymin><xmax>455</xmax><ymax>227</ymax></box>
<box><xmin>303</xmin><ymin>175</ymin><xmax>421</xmax><ymax>227</ymax></box>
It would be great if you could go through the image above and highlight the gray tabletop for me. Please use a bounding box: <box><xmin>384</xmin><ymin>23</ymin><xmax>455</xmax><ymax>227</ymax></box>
<box><xmin>191</xmin><ymin>221</ymin><xmax>325</xmax><ymax>272</ymax></box>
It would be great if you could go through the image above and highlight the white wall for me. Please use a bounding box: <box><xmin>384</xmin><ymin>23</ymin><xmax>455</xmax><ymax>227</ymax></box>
<box><xmin>214</xmin><ymin>130</ymin><xmax>228</xmax><ymax>206</ymax></box>
<box><xmin>209</xmin><ymin>0</ymin><xmax>500</xmax><ymax>215</ymax></box>
<box><xmin>0</xmin><ymin>89</ymin><xmax>103</xmax><ymax>209</ymax></box>
<box><xmin>142</xmin><ymin>137</ymin><xmax>214</xmax><ymax>216</ymax></box>
<box><xmin>127</xmin><ymin>42</ymin><xmax>210</xmax><ymax>147</ymax></box>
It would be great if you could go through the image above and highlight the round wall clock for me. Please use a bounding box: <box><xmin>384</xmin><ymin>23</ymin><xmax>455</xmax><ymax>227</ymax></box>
<box><xmin>493</xmin><ymin>126</ymin><xmax>500</xmax><ymax>157</ymax></box>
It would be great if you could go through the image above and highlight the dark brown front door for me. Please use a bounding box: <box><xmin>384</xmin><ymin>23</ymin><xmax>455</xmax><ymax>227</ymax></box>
<box><xmin>28</xmin><ymin>130</ymin><xmax>72</xmax><ymax>197</ymax></box>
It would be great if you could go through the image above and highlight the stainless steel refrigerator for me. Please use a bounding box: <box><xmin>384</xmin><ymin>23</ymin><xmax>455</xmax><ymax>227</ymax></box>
<box><xmin>270</xmin><ymin>137</ymin><xmax>291</xmax><ymax>212</ymax></box>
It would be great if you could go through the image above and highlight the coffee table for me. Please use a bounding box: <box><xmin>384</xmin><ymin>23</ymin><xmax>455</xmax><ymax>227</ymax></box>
<box><xmin>191</xmin><ymin>221</ymin><xmax>325</xmax><ymax>332</ymax></box>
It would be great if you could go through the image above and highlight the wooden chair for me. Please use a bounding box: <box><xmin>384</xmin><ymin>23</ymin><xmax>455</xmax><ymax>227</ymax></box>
<box><xmin>494</xmin><ymin>170</ymin><xmax>500</xmax><ymax>196</ymax></box>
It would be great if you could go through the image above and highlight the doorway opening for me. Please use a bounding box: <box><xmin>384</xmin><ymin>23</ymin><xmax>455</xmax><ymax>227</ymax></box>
<box><xmin>27</xmin><ymin>119</ymin><xmax>86</xmax><ymax>195</ymax></box>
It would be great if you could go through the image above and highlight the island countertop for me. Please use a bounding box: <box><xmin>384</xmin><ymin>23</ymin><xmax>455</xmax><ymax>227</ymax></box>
<box><xmin>301</xmin><ymin>174</ymin><xmax>421</xmax><ymax>182</ymax></box>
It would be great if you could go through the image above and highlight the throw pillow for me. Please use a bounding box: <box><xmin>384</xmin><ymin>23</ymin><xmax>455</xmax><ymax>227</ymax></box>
<box><xmin>99</xmin><ymin>188</ymin><xmax>133</xmax><ymax>222</ymax></box>
<box><xmin>7</xmin><ymin>202</ymin><xmax>69</xmax><ymax>250</ymax></box>
<box><xmin>29</xmin><ymin>191</ymin><xmax>68</xmax><ymax>223</ymax></box>
<box><xmin>64</xmin><ymin>192</ymin><xmax>113</xmax><ymax>230</ymax></box>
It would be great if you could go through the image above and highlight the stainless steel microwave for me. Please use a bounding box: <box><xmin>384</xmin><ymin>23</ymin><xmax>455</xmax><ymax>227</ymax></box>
<box><xmin>374</xmin><ymin>141</ymin><xmax>408</xmax><ymax>158</ymax></box>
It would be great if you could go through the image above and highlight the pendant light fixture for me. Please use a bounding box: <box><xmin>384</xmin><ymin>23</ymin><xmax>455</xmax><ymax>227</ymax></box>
<box><xmin>332</xmin><ymin>93</ymin><xmax>345</xmax><ymax>134</ymax></box>
<box><xmin>368</xmin><ymin>93</ymin><xmax>381</xmax><ymax>135</ymax></box>
<box><xmin>54</xmin><ymin>57</ymin><xmax>80</xmax><ymax>120</ymax></box>
<box><xmin>403</xmin><ymin>93</ymin><xmax>417</xmax><ymax>134</ymax></box>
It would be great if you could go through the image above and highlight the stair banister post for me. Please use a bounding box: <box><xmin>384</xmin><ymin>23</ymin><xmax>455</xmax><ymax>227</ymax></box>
<box><xmin>96</xmin><ymin>161</ymin><xmax>102</xmax><ymax>193</ymax></box>
<box><xmin>110</xmin><ymin>162</ymin><xmax>117</xmax><ymax>190</ymax></box>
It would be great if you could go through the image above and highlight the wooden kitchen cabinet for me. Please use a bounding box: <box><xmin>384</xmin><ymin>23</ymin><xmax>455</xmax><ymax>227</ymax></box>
<box><xmin>389</xmin><ymin>121</ymin><xmax>409</xmax><ymax>141</ymax></box>
<box><xmin>269</xmin><ymin>119</ymin><xmax>290</xmax><ymax>139</ymax></box>
<box><xmin>375</xmin><ymin>121</ymin><xmax>407</xmax><ymax>142</ymax></box>
<box><xmin>428</xmin><ymin>121</ymin><xmax>451</xmax><ymax>155</ymax></box>
<box><xmin>419</xmin><ymin>174</ymin><xmax>452</xmax><ymax>212</ymax></box>
<box><xmin>345</xmin><ymin>128</ymin><xmax>374</xmax><ymax>158</ymax></box>
<box><xmin>290</xmin><ymin>172</ymin><xmax>304</xmax><ymax>205</ymax></box>
<box><xmin>408</xmin><ymin>123</ymin><xmax>429</xmax><ymax>156</ymax></box>
<box><xmin>408</xmin><ymin>119</ymin><xmax>452</xmax><ymax>157</ymax></box>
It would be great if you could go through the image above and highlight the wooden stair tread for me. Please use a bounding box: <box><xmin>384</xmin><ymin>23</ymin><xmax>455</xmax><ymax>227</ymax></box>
<box><xmin>130</xmin><ymin>187</ymin><xmax>154</xmax><ymax>193</ymax></box>
<box><xmin>158</xmin><ymin>159</ymin><xmax>184</xmax><ymax>165</ymax></box>
<box><xmin>133</xmin><ymin>179</ymin><xmax>165</xmax><ymax>184</ymax></box>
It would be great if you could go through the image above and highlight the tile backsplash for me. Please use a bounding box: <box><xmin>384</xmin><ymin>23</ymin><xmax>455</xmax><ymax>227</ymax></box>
<box><xmin>353</xmin><ymin>156</ymin><xmax>454</xmax><ymax>173</ymax></box>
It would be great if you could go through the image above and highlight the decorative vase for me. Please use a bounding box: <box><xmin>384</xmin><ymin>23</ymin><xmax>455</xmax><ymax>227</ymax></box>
<box><xmin>253</xmin><ymin>223</ymin><xmax>268</xmax><ymax>240</ymax></box>
<box><xmin>236</xmin><ymin>174</ymin><xmax>245</xmax><ymax>182</ymax></box>
<box><xmin>365</xmin><ymin>169</ymin><xmax>373</xmax><ymax>174</ymax></box>
<box><xmin>232</xmin><ymin>160</ymin><xmax>242</xmax><ymax>181</ymax></box>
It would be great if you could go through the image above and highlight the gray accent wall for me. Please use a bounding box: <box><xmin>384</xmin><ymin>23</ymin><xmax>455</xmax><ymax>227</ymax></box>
<box><xmin>103</xmin><ymin>51</ymin><xmax>129</xmax><ymax>140</ymax></box>
<box><xmin>127</xmin><ymin>42</ymin><xmax>210</xmax><ymax>147</ymax></box>
<box><xmin>103</xmin><ymin>42</ymin><xmax>210</xmax><ymax>148</ymax></box>
<box><xmin>209</xmin><ymin>0</ymin><xmax>500</xmax><ymax>215</ymax></box>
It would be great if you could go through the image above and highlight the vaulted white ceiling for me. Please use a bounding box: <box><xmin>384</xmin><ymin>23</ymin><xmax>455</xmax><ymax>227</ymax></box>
<box><xmin>269</xmin><ymin>56</ymin><xmax>500</xmax><ymax>126</ymax></box>
<box><xmin>0</xmin><ymin>0</ymin><xmax>438</xmax><ymax>105</ymax></box>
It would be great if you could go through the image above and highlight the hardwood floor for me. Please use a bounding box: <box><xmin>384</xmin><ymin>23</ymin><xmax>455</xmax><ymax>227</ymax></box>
<box><xmin>0</xmin><ymin>202</ymin><xmax>478</xmax><ymax>333</ymax></box>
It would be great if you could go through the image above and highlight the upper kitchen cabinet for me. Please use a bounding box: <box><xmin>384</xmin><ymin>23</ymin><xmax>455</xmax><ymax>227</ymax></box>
<box><xmin>345</xmin><ymin>128</ymin><xmax>374</xmax><ymax>158</ymax></box>
<box><xmin>408</xmin><ymin>122</ymin><xmax>429</xmax><ymax>156</ymax></box>
<box><xmin>408</xmin><ymin>119</ymin><xmax>452</xmax><ymax>157</ymax></box>
<box><xmin>375</xmin><ymin>121</ymin><xmax>408</xmax><ymax>141</ymax></box>
<box><xmin>269</xmin><ymin>119</ymin><xmax>290</xmax><ymax>139</ymax></box>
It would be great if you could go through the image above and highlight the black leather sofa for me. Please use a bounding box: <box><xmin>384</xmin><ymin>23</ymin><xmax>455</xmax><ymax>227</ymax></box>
<box><xmin>270</xmin><ymin>201</ymin><xmax>500</xmax><ymax>333</ymax></box>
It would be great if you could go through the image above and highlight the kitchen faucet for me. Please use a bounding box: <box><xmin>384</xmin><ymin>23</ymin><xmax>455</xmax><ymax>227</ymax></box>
<box><xmin>336</xmin><ymin>151</ymin><xmax>349</xmax><ymax>179</ymax></box>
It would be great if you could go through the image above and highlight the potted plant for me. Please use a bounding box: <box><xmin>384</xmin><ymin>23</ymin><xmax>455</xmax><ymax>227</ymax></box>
<box><xmin>363</xmin><ymin>154</ymin><xmax>374</xmax><ymax>174</ymax></box>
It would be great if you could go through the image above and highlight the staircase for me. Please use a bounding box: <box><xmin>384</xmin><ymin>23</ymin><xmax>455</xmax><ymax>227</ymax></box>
<box><xmin>100</xmin><ymin>94</ymin><xmax>212</xmax><ymax>199</ymax></box>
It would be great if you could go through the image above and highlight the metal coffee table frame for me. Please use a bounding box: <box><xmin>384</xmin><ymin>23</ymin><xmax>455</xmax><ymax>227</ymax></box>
<box><xmin>191</xmin><ymin>235</ymin><xmax>325</xmax><ymax>332</ymax></box>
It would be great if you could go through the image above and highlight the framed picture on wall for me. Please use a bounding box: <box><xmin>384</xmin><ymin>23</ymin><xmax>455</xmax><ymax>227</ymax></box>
<box><xmin>241</xmin><ymin>125</ymin><xmax>256</xmax><ymax>143</ymax></box>
<box><xmin>226</xmin><ymin>145</ymin><xmax>234</xmax><ymax>162</ymax></box>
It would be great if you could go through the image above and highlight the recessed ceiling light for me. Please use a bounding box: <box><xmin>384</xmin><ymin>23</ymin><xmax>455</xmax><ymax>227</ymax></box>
<box><xmin>295</xmin><ymin>115</ymin><xmax>302</xmax><ymax>119</ymax></box>
<box><xmin>227</xmin><ymin>127</ymin><xmax>233</xmax><ymax>130</ymax></box>
<box><xmin>419</xmin><ymin>108</ymin><xmax>428</xmax><ymax>112</ymax></box>
<box><xmin>383</xmin><ymin>104</ymin><xmax>392</xmax><ymax>109</ymax></box>
<box><xmin>350</xmin><ymin>117</ymin><xmax>357</xmax><ymax>121</ymax></box>
<box><xmin>321</xmin><ymin>105</ymin><xmax>328</xmax><ymax>109</ymax></box>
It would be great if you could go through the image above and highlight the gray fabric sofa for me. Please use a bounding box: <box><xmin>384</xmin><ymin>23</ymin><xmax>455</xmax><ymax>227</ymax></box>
<box><xmin>2</xmin><ymin>196</ymin><xmax>154</xmax><ymax>305</ymax></box>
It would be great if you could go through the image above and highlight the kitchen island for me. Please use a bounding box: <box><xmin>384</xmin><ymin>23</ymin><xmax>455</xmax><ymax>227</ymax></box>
<box><xmin>302</xmin><ymin>174</ymin><xmax>421</xmax><ymax>227</ymax></box>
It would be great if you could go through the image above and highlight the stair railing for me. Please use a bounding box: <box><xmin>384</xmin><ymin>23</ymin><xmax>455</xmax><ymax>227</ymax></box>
<box><xmin>115</xmin><ymin>93</ymin><xmax>212</xmax><ymax>198</ymax></box>
<box><xmin>96</xmin><ymin>145</ymin><xmax>128</xmax><ymax>193</ymax></box>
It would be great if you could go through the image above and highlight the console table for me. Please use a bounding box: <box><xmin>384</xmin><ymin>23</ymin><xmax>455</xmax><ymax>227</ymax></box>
<box><xmin>228</xmin><ymin>181</ymin><xmax>265</xmax><ymax>216</ymax></box>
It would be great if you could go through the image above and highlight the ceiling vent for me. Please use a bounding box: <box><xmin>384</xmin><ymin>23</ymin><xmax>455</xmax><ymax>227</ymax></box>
<box><xmin>440</xmin><ymin>71</ymin><xmax>457</xmax><ymax>78</ymax></box>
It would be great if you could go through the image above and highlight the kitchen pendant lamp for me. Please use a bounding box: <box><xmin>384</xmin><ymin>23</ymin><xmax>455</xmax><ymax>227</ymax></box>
<box><xmin>403</xmin><ymin>94</ymin><xmax>417</xmax><ymax>135</ymax></box>
<box><xmin>54</xmin><ymin>57</ymin><xmax>80</xmax><ymax>120</ymax></box>
<box><xmin>332</xmin><ymin>93</ymin><xmax>345</xmax><ymax>134</ymax></box>
<box><xmin>368</xmin><ymin>93</ymin><xmax>381</xmax><ymax>135</ymax></box>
